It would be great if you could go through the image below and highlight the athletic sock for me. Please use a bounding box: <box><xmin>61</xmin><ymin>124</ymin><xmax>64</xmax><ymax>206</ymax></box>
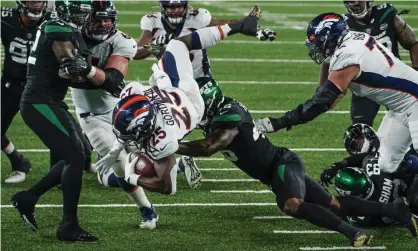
<box><xmin>296</xmin><ymin>202</ymin><xmax>358</xmax><ymax>239</ymax></box>
<box><xmin>190</xmin><ymin>25</ymin><xmax>231</xmax><ymax>50</ymax></box>
<box><xmin>61</xmin><ymin>160</ymin><xmax>84</xmax><ymax>222</ymax></box>
<box><xmin>127</xmin><ymin>186</ymin><xmax>152</xmax><ymax>209</ymax></box>
<box><xmin>29</xmin><ymin>160</ymin><xmax>65</xmax><ymax>197</ymax></box>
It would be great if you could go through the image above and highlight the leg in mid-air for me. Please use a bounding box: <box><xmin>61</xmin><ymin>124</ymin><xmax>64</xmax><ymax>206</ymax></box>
<box><xmin>350</xmin><ymin>94</ymin><xmax>381</xmax><ymax>127</ymax></box>
<box><xmin>1</xmin><ymin>78</ymin><xmax>31</xmax><ymax>183</ymax></box>
<box><xmin>79</xmin><ymin>113</ymin><xmax>158</xmax><ymax>229</ymax></box>
<box><xmin>12</xmin><ymin>103</ymin><xmax>97</xmax><ymax>242</ymax></box>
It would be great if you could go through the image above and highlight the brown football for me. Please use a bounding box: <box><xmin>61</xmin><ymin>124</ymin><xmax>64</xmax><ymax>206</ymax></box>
<box><xmin>132</xmin><ymin>152</ymin><xmax>157</xmax><ymax>177</ymax></box>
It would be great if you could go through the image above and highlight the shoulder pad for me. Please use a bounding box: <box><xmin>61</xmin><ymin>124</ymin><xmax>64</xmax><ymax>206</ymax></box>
<box><xmin>374</xmin><ymin>3</ymin><xmax>398</xmax><ymax>17</ymax></box>
<box><xmin>120</xmin><ymin>82</ymin><xmax>146</xmax><ymax>99</ymax></box>
<box><xmin>188</xmin><ymin>8</ymin><xmax>212</xmax><ymax>27</ymax></box>
<box><xmin>112</xmin><ymin>31</ymin><xmax>137</xmax><ymax>60</ymax></box>
<box><xmin>329</xmin><ymin>40</ymin><xmax>362</xmax><ymax>71</ymax></box>
<box><xmin>140</xmin><ymin>13</ymin><xmax>160</xmax><ymax>31</ymax></box>
<box><xmin>212</xmin><ymin>101</ymin><xmax>243</xmax><ymax>128</ymax></box>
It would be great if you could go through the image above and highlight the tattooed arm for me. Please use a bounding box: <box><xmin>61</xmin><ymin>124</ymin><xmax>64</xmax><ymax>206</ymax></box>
<box><xmin>394</xmin><ymin>15</ymin><xmax>418</xmax><ymax>70</ymax></box>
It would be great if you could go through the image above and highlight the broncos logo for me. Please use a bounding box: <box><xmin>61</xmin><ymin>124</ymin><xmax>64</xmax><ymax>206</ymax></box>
<box><xmin>314</xmin><ymin>19</ymin><xmax>339</xmax><ymax>34</ymax></box>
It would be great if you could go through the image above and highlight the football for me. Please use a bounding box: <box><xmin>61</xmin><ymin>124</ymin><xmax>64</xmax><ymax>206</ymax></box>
<box><xmin>131</xmin><ymin>152</ymin><xmax>157</xmax><ymax>177</ymax></box>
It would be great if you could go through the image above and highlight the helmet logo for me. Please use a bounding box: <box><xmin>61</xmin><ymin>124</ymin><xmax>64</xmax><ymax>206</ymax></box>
<box><xmin>315</xmin><ymin>19</ymin><xmax>339</xmax><ymax>34</ymax></box>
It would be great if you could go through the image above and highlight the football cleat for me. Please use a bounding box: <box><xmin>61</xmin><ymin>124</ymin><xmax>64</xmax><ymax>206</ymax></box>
<box><xmin>392</xmin><ymin>197</ymin><xmax>418</xmax><ymax>237</ymax></box>
<box><xmin>139</xmin><ymin>205</ymin><xmax>159</xmax><ymax>229</ymax></box>
<box><xmin>11</xmin><ymin>191</ymin><xmax>39</xmax><ymax>231</ymax></box>
<box><xmin>178</xmin><ymin>156</ymin><xmax>202</xmax><ymax>188</ymax></box>
<box><xmin>5</xmin><ymin>171</ymin><xmax>27</xmax><ymax>184</ymax></box>
<box><xmin>350</xmin><ymin>231</ymin><xmax>373</xmax><ymax>247</ymax></box>
<box><xmin>57</xmin><ymin>223</ymin><xmax>100</xmax><ymax>243</ymax></box>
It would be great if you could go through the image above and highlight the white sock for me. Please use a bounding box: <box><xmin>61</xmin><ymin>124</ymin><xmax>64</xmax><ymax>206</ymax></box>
<box><xmin>2</xmin><ymin>142</ymin><xmax>15</xmax><ymax>154</ymax></box>
<box><xmin>169</xmin><ymin>165</ymin><xmax>177</xmax><ymax>195</ymax></box>
<box><xmin>128</xmin><ymin>186</ymin><xmax>152</xmax><ymax>208</ymax></box>
<box><xmin>193</xmin><ymin>25</ymin><xmax>232</xmax><ymax>50</ymax></box>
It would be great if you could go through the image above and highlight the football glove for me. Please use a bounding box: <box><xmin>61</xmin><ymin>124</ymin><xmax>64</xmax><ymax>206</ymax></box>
<box><xmin>320</xmin><ymin>162</ymin><xmax>345</xmax><ymax>187</ymax></box>
<box><xmin>254</xmin><ymin>117</ymin><xmax>276</xmax><ymax>133</ymax></box>
<box><xmin>228</xmin><ymin>5</ymin><xmax>260</xmax><ymax>36</ymax></box>
<box><xmin>95</xmin><ymin>141</ymin><xmax>124</xmax><ymax>175</ymax></box>
<box><xmin>151</xmin><ymin>33</ymin><xmax>174</xmax><ymax>47</ymax></box>
<box><xmin>257</xmin><ymin>28</ymin><xmax>276</xmax><ymax>41</ymax></box>
<box><xmin>125</xmin><ymin>153</ymin><xmax>140</xmax><ymax>186</ymax></box>
<box><xmin>61</xmin><ymin>54</ymin><xmax>92</xmax><ymax>78</ymax></box>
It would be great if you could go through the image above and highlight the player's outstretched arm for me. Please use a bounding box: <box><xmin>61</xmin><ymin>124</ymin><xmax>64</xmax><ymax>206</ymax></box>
<box><xmin>177</xmin><ymin>128</ymin><xmax>239</xmax><ymax>157</ymax></box>
<box><xmin>134</xmin><ymin>30</ymin><xmax>153</xmax><ymax>60</ymax></box>
<box><xmin>394</xmin><ymin>15</ymin><xmax>418</xmax><ymax>70</ymax></box>
<box><xmin>256</xmin><ymin>66</ymin><xmax>358</xmax><ymax>133</ymax></box>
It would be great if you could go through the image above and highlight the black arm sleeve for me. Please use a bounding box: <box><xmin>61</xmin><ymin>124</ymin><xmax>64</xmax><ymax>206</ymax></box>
<box><xmin>271</xmin><ymin>80</ymin><xmax>342</xmax><ymax>130</ymax></box>
<box><xmin>101</xmin><ymin>68</ymin><xmax>124</xmax><ymax>92</ymax></box>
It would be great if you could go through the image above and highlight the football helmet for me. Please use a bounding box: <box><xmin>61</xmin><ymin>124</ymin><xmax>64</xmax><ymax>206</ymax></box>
<box><xmin>55</xmin><ymin>0</ymin><xmax>92</xmax><ymax>29</ymax></box>
<box><xmin>344</xmin><ymin>1</ymin><xmax>374</xmax><ymax>19</ymax></box>
<box><xmin>16</xmin><ymin>1</ymin><xmax>47</xmax><ymax>22</ymax></box>
<box><xmin>84</xmin><ymin>0</ymin><xmax>117</xmax><ymax>42</ymax></box>
<box><xmin>196</xmin><ymin>77</ymin><xmax>225</xmax><ymax>127</ymax></box>
<box><xmin>159</xmin><ymin>0</ymin><xmax>189</xmax><ymax>24</ymax></box>
<box><xmin>305</xmin><ymin>13</ymin><xmax>349</xmax><ymax>64</ymax></box>
<box><xmin>343</xmin><ymin>123</ymin><xmax>380</xmax><ymax>155</ymax></box>
<box><xmin>112</xmin><ymin>95</ymin><xmax>156</xmax><ymax>148</ymax></box>
<box><xmin>335</xmin><ymin>167</ymin><xmax>374</xmax><ymax>199</ymax></box>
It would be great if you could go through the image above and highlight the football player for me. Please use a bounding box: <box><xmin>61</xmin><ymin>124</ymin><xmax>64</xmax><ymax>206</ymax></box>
<box><xmin>131</xmin><ymin>0</ymin><xmax>276</xmax><ymax>187</ymax></box>
<box><xmin>1</xmin><ymin>1</ymin><xmax>49</xmax><ymax>183</ymax></box>
<box><xmin>256</xmin><ymin>13</ymin><xmax>418</xmax><ymax>175</ymax></box>
<box><xmin>8</xmin><ymin>0</ymin><xmax>124</xmax><ymax>242</ymax></box>
<box><xmin>176</xmin><ymin>78</ymin><xmax>417</xmax><ymax>247</ymax></box>
<box><xmin>96</xmin><ymin>6</ymin><xmax>262</xmax><ymax>195</ymax></box>
<box><xmin>317</xmin><ymin>1</ymin><xmax>418</xmax><ymax>127</ymax></box>
<box><xmin>68</xmin><ymin>0</ymin><xmax>158</xmax><ymax>229</ymax></box>
<box><xmin>319</xmin><ymin>123</ymin><xmax>418</xmax><ymax>226</ymax></box>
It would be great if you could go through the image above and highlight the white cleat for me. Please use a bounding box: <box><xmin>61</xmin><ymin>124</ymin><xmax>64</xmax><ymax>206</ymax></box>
<box><xmin>139</xmin><ymin>205</ymin><xmax>159</xmax><ymax>229</ymax></box>
<box><xmin>179</xmin><ymin>156</ymin><xmax>202</xmax><ymax>189</ymax></box>
<box><xmin>4</xmin><ymin>171</ymin><xmax>26</xmax><ymax>184</ymax></box>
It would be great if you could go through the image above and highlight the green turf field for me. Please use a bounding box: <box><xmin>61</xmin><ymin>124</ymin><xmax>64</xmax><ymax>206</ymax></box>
<box><xmin>1</xmin><ymin>1</ymin><xmax>418</xmax><ymax>250</ymax></box>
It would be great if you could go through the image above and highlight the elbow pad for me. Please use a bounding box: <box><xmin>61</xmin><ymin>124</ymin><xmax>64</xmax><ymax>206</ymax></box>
<box><xmin>282</xmin><ymin>80</ymin><xmax>342</xmax><ymax>127</ymax></box>
<box><xmin>102</xmin><ymin>68</ymin><xmax>124</xmax><ymax>92</ymax></box>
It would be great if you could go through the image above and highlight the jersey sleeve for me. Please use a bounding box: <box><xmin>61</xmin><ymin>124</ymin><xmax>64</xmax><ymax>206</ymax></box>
<box><xmin>211</xmin><ymin>104</ymin><xmax>243</xmax><ymax>129</ymax></box>
<box><xmin>329</xmin><ymin>45</ymin><xmax>362</xmax><ymax>71</ymax></box>
<box><xmin>140</xmin><ymin>14</ymin><xmax>157</xmax><ymax>31</ymax></box>
<box><xmin>196</xmin><ymin>8</ymin><xmax>212</xmax><ymax>27</ymax></box>
<box><xmin>44</xmin><ymin>20</ymin><xmax>73</xmax><ymax>41</ymax></box>
<box><xmin>112</xmin><ymin>32</ymin><xmax>137</xmax><ymax>60</ymax></box>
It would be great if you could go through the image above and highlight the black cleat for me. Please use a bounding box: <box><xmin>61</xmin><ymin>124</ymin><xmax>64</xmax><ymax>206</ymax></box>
<box><xmin>393</xmin><ymin>197</ymin><xmax>418</xmax><ymax>237</ymax></box>
<box><xmin>57</xmin><ymin>224</ymin><xmax>100</xmax><ymax>243</ymax></box>
<box><xmin>350</xmin><ymin>231</ymin><xmax>373</xmax><ymax>247</ymax></box>
<box><xmin>11</xmin><ymin>191</ymin><xmax>38</xmax><ymax>231</ymax></box>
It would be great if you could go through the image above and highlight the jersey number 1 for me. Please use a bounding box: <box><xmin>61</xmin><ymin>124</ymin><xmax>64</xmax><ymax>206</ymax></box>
<box><xmin>365</xmin><ymin>36</ymin><xmax>394</xmax><ymax>67</ymax></box>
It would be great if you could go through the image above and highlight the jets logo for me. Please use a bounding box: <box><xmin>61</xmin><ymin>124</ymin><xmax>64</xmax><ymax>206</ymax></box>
<box><xmin>315</xmin><ymin>19</ymin><xmax>339</xmax><ymax>34</ymax></box>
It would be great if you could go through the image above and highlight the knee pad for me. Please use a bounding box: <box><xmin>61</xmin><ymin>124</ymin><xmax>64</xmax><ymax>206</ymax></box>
<box><xmin>117</xmin><ymin>177</ymin><xmax>137</xmax><ymax>192</ymax></box>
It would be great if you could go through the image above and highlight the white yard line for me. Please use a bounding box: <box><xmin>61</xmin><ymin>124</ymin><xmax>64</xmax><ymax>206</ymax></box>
<box><xmin>274</xmin><ymin>230</ymin><xmax>337</xmax><ymax>234</ymax></box>
<box><xmin>211</xmin><ymin>190</ymin><xmax>272</xmax><ymax>193</ymax></box>
<box><xmin>0</xmin><ymin>202</ymin><xmax>277</xmax><ymax>208</ymax></box>
<box><xmin>203</xmin><ymin>179</ymin><xmax>257</xmax><ymax>182</ymax></box>
<box><xmin>18</xmin><ymin>148</ymin><xmax>347</xmax><ymax>153</ymax></box>
<box><xmin>299</xmin><ymin>247</ymin><xmax>387</xmax><ymax>251</ymax></box>
<box><xmin>253</xmin><ymin>216</ymin><xmax>293</xmax><ymax>219</ymax></box>
<box><xmin>201</xmin><ymin>168</ymin><xmax>240</xmax><ymax>171</ymax></box>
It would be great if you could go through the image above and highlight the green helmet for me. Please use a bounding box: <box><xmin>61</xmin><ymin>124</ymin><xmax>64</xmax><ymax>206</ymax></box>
<box><xmin>55</xmin><ymin>0</ymin><xmax>92</xmax><ymax>29</ymax></box>
<box><xmin>196</xmin><ymin>77</ymin><xmax>225</xmax><ymax>126</ymax></box>
<box><xmin>335</xmin><ymin>167</ymin><xmax>374</xmax><ymax>199</ymax></box>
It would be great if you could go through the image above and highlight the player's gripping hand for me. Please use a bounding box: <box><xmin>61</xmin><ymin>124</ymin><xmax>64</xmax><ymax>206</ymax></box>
<box><xmin>61</xmin><ymin>54</ymin><xmax>92</xmax><ymax>77</ymax></box>
<box><xmin>152</xmin><ymin>33</ymin><xmax>174</xmax><ymax>47</ymax></box>
<box><xmin>257</xmin><ymin>28</ymin><xmax>276</xmax><ymax>41</ymax></box>
<box><xmin>96</xmin><ymin>143</ymin><xmax>123</xmax><ymax>175</ymax></box>
<box><xmin>320</xmin><ymin>163</ymin><xmax>342</xmax><ymax>187</ymax></box>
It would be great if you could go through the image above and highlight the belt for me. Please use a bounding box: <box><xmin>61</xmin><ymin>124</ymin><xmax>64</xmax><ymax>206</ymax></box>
<box><xmin>79</xmin><ymin>112</ymin><xmax>105</xmax><ymax>118</ymax></box>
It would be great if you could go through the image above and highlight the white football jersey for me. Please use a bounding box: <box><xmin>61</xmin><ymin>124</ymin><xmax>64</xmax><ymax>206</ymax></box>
<box><xmin>140</xmin><ymin>8</ymin><xmax>212</xmax><ymax>78</ymax></box>
<box><xmin>330</xmin><ymin>31</ymin><xmax>418</xmax><ymax>113</ymax></box>
<box><xmin>71</xmin><ymin>30</ymin><xmax>137</xmax><ymax>114</ymax></box>
<box><xmin>120</xmin><ymin>82</ymin><xmax>200</xmax><ymax>160</ymax></box>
